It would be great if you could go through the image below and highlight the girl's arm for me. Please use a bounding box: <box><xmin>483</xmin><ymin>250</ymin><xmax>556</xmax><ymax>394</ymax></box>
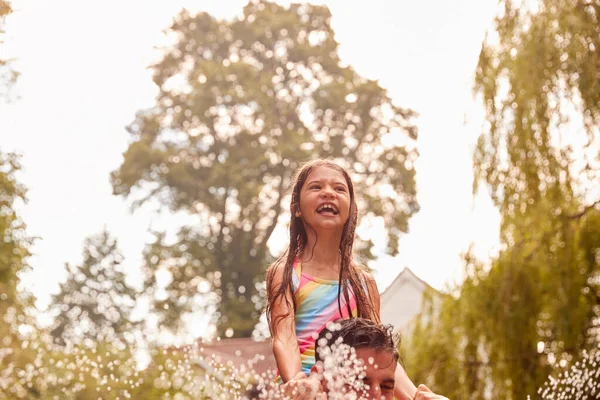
<box><xmin>267</xmin><ymin>262</ymin><xmax>304</xmax><ymax>383</ymax></box>
<box><xmin>364</xmin><ymin>273</ymin><xmax>418</xmax><ymax>400</ymax></box>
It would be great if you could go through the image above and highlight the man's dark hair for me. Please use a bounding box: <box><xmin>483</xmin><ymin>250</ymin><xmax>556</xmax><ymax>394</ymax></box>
<box><xmin>315</xmin><ymin>318</ymin><xmax>400</xmax><ymax>365</ymax></box>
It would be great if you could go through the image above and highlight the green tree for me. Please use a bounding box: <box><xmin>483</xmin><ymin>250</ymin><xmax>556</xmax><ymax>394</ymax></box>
<box><xmin>0</xmin><ymin>4</ymin><xmax>24</xmax><ymax>308</ymax></box>
<box><xmin>404</xmin><ymin>0</ymin><xmax>600</xmax><ymax>398</ymax></box>
<box><xmin>0</xmin><ymin>6</ymin><xmax>37</xmax><ymax>398</ymax></box>
<box><xmin>0</xmin><ymin>152</ymin><xmax>30</xmax><ymax>317</ymax></box>
<box><xmin>112</xmin><ymin>0</ymin><xmax>419</xmax><ymax>337</ymax></box>
<box><xmin>48</xmin><ymin>229</ymin><xmax>139</xmax><ymax>346</ymax></box>
<box><xmin>0</xmin><ymin>151</ymin><xmax>36</xmax><ymax>398</ymax></box>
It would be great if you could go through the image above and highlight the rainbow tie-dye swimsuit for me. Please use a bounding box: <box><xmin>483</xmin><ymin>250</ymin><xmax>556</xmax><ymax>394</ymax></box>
<box><xmin>291</xmin><ymin>258</ymin><xmax>358</xmax><ymax>376</ymax></box>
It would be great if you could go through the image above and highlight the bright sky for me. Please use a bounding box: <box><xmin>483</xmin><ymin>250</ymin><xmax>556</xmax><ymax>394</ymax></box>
<box><xmin>0</xmin><ymin>0</ymin><xmax>501</xmax><ymax>322</ymax></box>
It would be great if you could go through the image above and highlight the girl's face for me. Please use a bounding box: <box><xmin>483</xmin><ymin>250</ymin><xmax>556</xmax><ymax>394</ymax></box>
<box><xmin>297</xmin><ymin>166</ymin><xmax>351</xmax><ymax>232</ymax></box>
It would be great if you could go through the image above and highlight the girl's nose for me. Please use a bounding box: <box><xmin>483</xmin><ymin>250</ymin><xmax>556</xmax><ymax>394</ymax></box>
<box><xmin>320</xmin><ymin>187</ymin><xmax>335</xmax><ymax>198</ymax></box>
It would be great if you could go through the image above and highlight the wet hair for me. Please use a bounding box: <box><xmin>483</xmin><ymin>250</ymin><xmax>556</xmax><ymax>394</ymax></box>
<box><xmin>315</xmin><ymin>318</ymin><xmax>400</xmax><ymax>365</ymax></box>
<box><xmin>265</xmin><ymin>159</ymin><xmax>378</xmax><ymax>336</ymax></box>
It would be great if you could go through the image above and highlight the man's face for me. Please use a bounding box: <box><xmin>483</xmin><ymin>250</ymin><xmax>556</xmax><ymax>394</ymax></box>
<box><xmin>316</xmin><ymin>347</ymin><xmax>396</xmax><ymax>399</ymax></box>
<box><xmin>353</xmin><ymin>348</ymin><xmax>397</xmax><ymax>400</ymax></box>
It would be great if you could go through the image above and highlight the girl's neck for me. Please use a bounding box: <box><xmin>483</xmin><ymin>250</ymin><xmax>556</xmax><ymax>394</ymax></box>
<box><xmin>300</xmin><ymin>229</ymin><xmax>343</xmax><ymax>276</ymax></box>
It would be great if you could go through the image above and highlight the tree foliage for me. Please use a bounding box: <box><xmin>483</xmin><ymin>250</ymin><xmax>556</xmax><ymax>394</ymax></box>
<box><xmin>0</xmin><ymin>2</ymin><xmax>21</xmax><ymax>306</ymax></box>
<box><xmin>0</xmin><ymin>152</ymin><xmax>29</xmax><ymax>309</ymax></box>
<box><xmin>0</xmin><ymin>151</ymin><xmax>36</xmax><ymax>398</ymax></box>
<box><xmin>405</xmin><ymin>0</ymin><xmax>600</xmax><ymax>398</ymax></box>
<box><xmin>113</xmin><ymin>0</ymin><xmax>419</xmax><ymax>337</ymax></box>
<box><xmin>48</xmin><ymin>230</ymin><xmax>139</xmax><ymax>346</ymax></box>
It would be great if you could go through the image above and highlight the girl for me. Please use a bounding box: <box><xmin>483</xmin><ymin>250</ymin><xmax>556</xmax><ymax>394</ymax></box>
<box><xmin>265</xmin><ymin>159</ymin><xmax>419</xmax><ymax>400</ymax></box>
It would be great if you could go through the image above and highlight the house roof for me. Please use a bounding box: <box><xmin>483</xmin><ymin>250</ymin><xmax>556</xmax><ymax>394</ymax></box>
<box><xmin>380</xmin><ymin>267</ymin><xmax>437</xmax><ymax>298</ymax></box>
<box><xmin>195</xmin><ymin>337</ymin><xmax>276</xmax><ymax>378</ymax></box>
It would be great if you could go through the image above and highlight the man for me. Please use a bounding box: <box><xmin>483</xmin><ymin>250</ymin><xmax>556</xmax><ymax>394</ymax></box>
<box><xmin>280</xmin><ymin>318</ymin><xmax>449</xmax><ymax>399</ymax></box>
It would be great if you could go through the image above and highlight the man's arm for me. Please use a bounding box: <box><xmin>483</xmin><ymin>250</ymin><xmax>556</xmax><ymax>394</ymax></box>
<box><xmin>393</xmin><ymin>365</ymin><xmax>418</xmax><ymax>399</ymax></box>
<box><xmin>413</xmin><ymin>384</ymin><xmax>450</xmax><ymax>400</ymax></box>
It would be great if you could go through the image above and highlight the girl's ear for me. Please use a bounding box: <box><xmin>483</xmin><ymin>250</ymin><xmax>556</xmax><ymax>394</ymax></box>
<box><xmin>295</xmin><ymin>208</ymin><xmax>301</xmax><ymax>218</ymax></box>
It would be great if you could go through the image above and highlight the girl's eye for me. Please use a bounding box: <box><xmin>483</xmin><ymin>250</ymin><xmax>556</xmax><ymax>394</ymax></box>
<box><xmin>335</xmin><ymin>187</ymin><xmax>346</xmax><ymax>192</ymax></box>
<box><xmin>310</xmin><ymin>185</ymin><xmax>321</xmax><ymax>190</ymax></box>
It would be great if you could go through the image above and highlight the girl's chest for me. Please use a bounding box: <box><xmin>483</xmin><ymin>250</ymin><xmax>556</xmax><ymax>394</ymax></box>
<box><xmin>301</xmin><ymin>265</ymin><xmax>340</xmax><ymax>281</ymax></box>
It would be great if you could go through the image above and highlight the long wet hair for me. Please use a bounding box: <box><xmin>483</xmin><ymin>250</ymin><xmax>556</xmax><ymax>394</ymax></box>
<box><xmin>265</xmin><ymin>159</ymin><xmax>378</xmax><ymax>336</ymax></box>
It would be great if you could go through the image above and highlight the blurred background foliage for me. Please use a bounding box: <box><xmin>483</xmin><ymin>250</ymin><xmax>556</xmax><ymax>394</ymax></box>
<box><xmin>1</xmin><ymin>0</ymin><xmax>599</xmax><ymax>398</ymax></box>
<box><xmin>404</xmin><ymin>0</ymin><xmax>600</xmax><ymax>398</ymax></box>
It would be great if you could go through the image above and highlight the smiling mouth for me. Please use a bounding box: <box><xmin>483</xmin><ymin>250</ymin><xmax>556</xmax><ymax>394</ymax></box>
<box><xmin>316</xmin><ymin>203</ymin><xmax>339</xmax><ymax>215</ymax></box>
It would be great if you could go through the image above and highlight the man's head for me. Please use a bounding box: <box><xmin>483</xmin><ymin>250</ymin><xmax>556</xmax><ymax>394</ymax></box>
<box><xmin>312</xmin><ymin>318</ymin><xmax>400</xmax><ymax>399</ymax></box>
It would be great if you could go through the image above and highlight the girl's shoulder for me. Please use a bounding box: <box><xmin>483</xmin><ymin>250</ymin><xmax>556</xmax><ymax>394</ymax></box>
<box><xmin>351</xmin><ymin>262</ymin><xmax>379</xmax><ymax>294</ymax></box>
<box><xmin>267</xmin><ymin>258</ymin><xmax>284</xmax><ymax>273</ymax></box>
<box><xmin>266</xmin><ymin>255</ymin><xmax>297</xmax><ymax>287</ymax></box>
<box><xmin>266</xmin><ymin>258</ymin><xmax>285</xmax><ymax>282</ymax></box>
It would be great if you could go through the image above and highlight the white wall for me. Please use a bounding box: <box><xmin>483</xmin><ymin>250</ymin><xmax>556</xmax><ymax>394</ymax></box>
<box><xmin>380</xmin><ymin>273</ymin><xmax>426</xmax><ymax>334</ymax></box>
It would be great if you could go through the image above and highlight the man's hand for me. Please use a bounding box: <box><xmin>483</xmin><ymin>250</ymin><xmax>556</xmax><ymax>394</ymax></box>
<box><xmin>413</xmin><ymin>384</ymin><xmax>450</xmax><ymax>400</ymax></box>
<box><xmin>280</xmin><ymin>372</ymin><xmax>327</xmax><ymax>400</ymax></box>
